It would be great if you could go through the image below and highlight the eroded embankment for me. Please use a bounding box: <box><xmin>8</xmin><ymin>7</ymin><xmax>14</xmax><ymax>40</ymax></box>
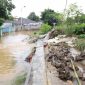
<box><xmin>25</xmin><ymin>29</ymin><xmax>85</xmax><ymax>85</ymax></box>
<box><xmin>45</xmin><ymin>34</ymin><xmax>85</xmax><ymax>85</ymax></box>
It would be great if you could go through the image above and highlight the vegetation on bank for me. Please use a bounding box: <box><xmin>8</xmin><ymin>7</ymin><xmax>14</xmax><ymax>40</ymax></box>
<box><xmin>40</xmin><ymin>23</ymin><xmax>51</xmax><ymax>34</ymax></box>
<box><xmin>39</xmin><ymin>3</ymin><xmax>85</xmax><ymax>51</ymax></box>
<box><xmin>12</xmin><ymin>73</ymin><xmax>27</xmax><ymax>85</ymax></box>
<box><xmin>74</xmin><ymin>39</ymin><xmax>85</xmax><ymax>51</ymax></box>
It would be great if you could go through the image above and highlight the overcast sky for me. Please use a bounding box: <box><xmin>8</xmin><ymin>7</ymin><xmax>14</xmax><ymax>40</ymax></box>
<box><xmin>11</xmin><ymin>0</ymin><xmax>85</xmax><ymax>18</ymax></box>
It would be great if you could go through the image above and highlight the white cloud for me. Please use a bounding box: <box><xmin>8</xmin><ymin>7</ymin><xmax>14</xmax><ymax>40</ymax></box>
<box><xmin>11</xmin><ymin>0</ymin><xmax>85</xmax><ymax>18</ymax></box>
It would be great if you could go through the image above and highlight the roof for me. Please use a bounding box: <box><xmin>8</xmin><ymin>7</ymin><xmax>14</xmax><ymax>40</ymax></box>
<box><xmin>13</xmin><ymin>18</ymin><xmax>37</xmax><ymax>25</ymax></box>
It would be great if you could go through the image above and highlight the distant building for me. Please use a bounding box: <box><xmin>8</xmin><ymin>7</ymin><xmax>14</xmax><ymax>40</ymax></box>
<box><xmin>13</xmin><ymin>18</ymin><xmax>43</xmax><ymax>31</ymax></box>
<box><xmin>0</xmin><ymin>20</ymin><xmax>14</xmax><ymax>33</ymax></box>
<box><xmin>0</xmin><ymin>18</ymin><xmax>43</xmax><ymax>36</ymax></box>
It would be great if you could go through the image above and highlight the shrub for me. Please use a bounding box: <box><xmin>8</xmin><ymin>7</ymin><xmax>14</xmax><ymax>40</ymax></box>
<box><xmin>12</xmin><ymin>73</ymin><xmax>27</xmax><ymax>85</ymax></box>
<box><xmin>64</xmin><ymin>25</ymin><xmax>75</xmax><ymax>36</ymax></box>
<box><xmin>53</xmin><ymin>23</ymin><xmax>85</xmax><ymax>36</ymax></box>
<box><xmin>59</xmin><ymin>24</ymin><xmax>85</xmax><ymax>36</ymax></box>
<box><xmin>74</xmin><ymin>39</ymin><xmax>85</xmax><ymax>51</ymax></box>
<box><xmin>40</xmin><ymin>23</ymin><xmax>51</xmax><ymax>34</ymax></box>
<box><xmin>73</xmin><ymin>24</ymin><xmax>85</xmax><ymax>35</ymax></box>
<box><xmin>57</xmin><ymin>25</ymin><xmax>75</xmax><ymax>36</ymax></box>
<box><xmin>78</xmin><ymin>34</ymin><xmax>85</xmax><ymax>39</ymax></box>
<box><xmin>56</xmin><ymin>25</ymin><xmax>65</xmax><ymax>34</ymax></box>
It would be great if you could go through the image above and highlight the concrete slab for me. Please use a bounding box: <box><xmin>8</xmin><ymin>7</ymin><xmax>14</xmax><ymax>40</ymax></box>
<box><xmin>31</xmin><ymin>39</ymin><xmax>47</xmax><ymax>85</ymax></box>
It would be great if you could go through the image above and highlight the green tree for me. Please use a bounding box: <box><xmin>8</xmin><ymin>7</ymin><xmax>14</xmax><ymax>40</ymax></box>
<box><xmin>75</xmin><ymin>14</ymin><xmax>85</xmax><ymax>23</ymax></box>
<box><xmin>65</xmin><ymin>3</ymin><xmax>82</xmax><ymax>25</ymax></box>
<box><xmin>8</xmin><ymin>15</ymin><xmax>14</xmax><ymax>20</ymax></box>
<box><xmin>0</xmin><ymin>18</ymin><xmax>4</xmax><ymax>26</ymax></box>
<box><xmin>65</xmin><ymin>3</ymin><xmax>82</xmax><ymax>18</ymax></box>
<box><xmin>41</xmin><ymin>9</ymin><xmax>63</xmax><ymax>26</ymax></box>
<box><xmin>28</xmin><ymin>12</ymin><xmax>40</xmax><ymax>21</ymax></box>
<box><xmin>0</xmin><ymin>0</ymin><xmax>15</xmax><ymax>19</ymax></box>
<box><xmin>0</xmin><ymin>0</ymin><xmax>15</xmax><ymax>25</ymax></box>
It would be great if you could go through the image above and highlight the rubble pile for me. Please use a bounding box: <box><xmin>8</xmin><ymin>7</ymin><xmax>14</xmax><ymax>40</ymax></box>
<box><xmin>49</xmin><ymin>29</ymin><xmax>59</xmax><ymax>39</ymax></box>
<box><xmin>75</xmin><ymin>52</ymin><xmax>85</xmax><ymax>61</ymax></box>
<box><xmin>46</xmin><ymin>42</ymin><xmax>81</xmax><ymax>81</ymax></box>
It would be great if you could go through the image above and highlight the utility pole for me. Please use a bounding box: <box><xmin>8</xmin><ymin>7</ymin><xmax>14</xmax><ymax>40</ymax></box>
<box><xmin>21</xmin><ymin>6</ymin><xmax>26</xmax><ymax>30</ymax></box>
<box><xmin>63</xmin><ymin>0</ymin><xmax>68</xmax><ymax>20</ymax></box>
<box><xmin>65</xmin><ymin>0</ymin><xmax>67</xmax><ymax>11</ymax></box>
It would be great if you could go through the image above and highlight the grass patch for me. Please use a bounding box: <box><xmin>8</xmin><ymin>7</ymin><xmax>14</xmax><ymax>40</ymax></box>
<box><xmin>40</xmin><ymin>23</ymin><xmax>52</xmax><ymax>34</ymax></box>
<box><xmin>74</xmin><ymin>39</ymin><xmax>85</xmax><ymax>51</ymax></box>
<box><xmin>56</xmin><ymin>25</ymin><xmax>75</xmax><ymax>36</ymax></box>
<box><xmin>12</xmin><ymin>73</ymin><xmax>27</xmax><ymax>85</ymax></box>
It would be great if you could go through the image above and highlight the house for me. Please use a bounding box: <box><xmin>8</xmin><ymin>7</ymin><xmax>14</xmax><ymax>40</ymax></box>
<box><xmin>13</xmin><ymin>18</ymin><xmax>43</xmax><ymax>31</ymax></box>
<box><xmin>0</xmin><ymin>20</ymin><xmax>14</xmax><ymax>33</ymax></box>
<box><xmin>0</xmin><ymin>18</ymin><xmax>43</xmax><ymax>36</ymax></box>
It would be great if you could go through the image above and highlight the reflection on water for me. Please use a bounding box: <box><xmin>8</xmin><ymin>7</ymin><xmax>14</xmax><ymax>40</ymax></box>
<box><xmin>0</xmin><ymin>33</ymin><xmax>32</xmax><ymax>85</ymax></box>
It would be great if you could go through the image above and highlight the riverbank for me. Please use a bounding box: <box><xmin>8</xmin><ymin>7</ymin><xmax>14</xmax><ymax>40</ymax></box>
<box><xmin>25</xmin><ymin>29</ymin><xmax>85</xmax><ymax>85</ymax></box>
<box><xmin>2</xmin><ymin>25</ymin><xmax>83</xmax><ymax>85</ymax></box>
<box><xmin>44</xmin><ymin>32</ymin><xmax>85</xmax><ymax>85</ymax></box>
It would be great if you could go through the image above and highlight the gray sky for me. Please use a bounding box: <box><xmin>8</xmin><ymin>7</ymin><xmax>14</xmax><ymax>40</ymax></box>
<box><xmin>11</xmin><ymin>0</ymin><xmax>85</xmax><ymax>18</ymax></box>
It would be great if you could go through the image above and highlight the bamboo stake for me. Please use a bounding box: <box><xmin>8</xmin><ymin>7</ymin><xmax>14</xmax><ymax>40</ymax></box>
<box><xmin>70</xmin><ymin>59</ymin><xmax>81</xmax><ymax>85</ymax></box>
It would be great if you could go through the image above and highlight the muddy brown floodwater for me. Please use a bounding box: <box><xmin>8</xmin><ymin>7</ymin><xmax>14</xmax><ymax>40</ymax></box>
<box><xmin>0</xmin><ymin>31</ymin><xmax>35</xmax><ymax>85</ymax></box>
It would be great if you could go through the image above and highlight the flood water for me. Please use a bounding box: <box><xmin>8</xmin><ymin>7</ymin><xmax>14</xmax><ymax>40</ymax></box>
<box><xmin>0</xmin><ymin>32</ymin><xmax>33</xmax><ymax>85</ymax></box>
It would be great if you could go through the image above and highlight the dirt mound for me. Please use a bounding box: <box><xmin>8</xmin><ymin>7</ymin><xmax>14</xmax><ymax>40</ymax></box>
<box><xmin>46</xmin><ymin>42</ymin><xmax>77</xmax><ymax>81</ymax></box>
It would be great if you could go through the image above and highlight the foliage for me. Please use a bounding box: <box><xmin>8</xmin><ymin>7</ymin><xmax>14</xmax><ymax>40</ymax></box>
<box><xmin>59</xmin><ymin>3</ymin><xmax>85</xmax><ymax>36</ymax></box>
<box><xmin>63</xmin><ymin>25</ymin><xmax>75</xmax><ymax>36</ymax></box>
<box><xmin>28</xmin><ymin>12</ymin><xmax>40</xmax><ymax>21</ymax></box>
<box><xmin>65</xmin><ymin>3</ymin><xmax>82</xmax><ymax>19</ymax></box>
<box><xmin>78</xmin><ymin>34</ymin><xmax>85</xmax><ymax>39</ymax></box>
<box><xmin>40</xmin><ymin>23</ymin><xmax>51</xmax><ymax>34</ymax></box>
<box><xmin>75</xmin><ymin>14</ymin><xmax>85</xmax><ymax>23</ymax></box>
<box><xmin>0</xmin><ymin>0</ymin><xmax>15</xmax><ymax>19</ymax></box>
<box><xmin>56</xmin><ymin>24</ymin><xmax>75</xmax><ymax>36</ymax></box>
<box><xmin>0</xmin><ymin>18</ymin><xmax>4</xmax><ymax>26</ymax></box>
<box><xmin>57</xmin><ymin>24</ymin><xmax>85</xmax><ymax>36</ymax></box>
<box><xmin>56</xmin><ymin>25</ymin><xmax>65</xmax><ymax>34</ymax></box>
<box><xmin>64</xmin><ymin>3</ymin><xmax>82</xmax><ymax>26</ymax></box>
<box><xmin>73</xmin><ymin>24</ymin><xmax>85</xmax><ymax>35</ymax></box>
<box><xmin>41</xmin><ymin>9</ymin><xmax>63</xmax><ymax>26</ymax></box>
<box><xmin>12</xmin><ymin>73</ymin><xmax>27</xmax><ymax>85</ymax></box>
<box><xmin>0</xmin><ymin>0</ymin><xmax>15</xmax><ymax>25</ymax></box>
<box><xmin>8</xmin><ymin>15</ymin><xmax>14</xmax><ymax>20</ymax></box>
<box><xmin>74</xmin><ymin>39</ymin><xmax>85</xmax><ymax>51</ymax></box>
<box><xmin>66</xmin><ymin>17</ymin><xmax>75</xmax><ymax>25</ymax></box>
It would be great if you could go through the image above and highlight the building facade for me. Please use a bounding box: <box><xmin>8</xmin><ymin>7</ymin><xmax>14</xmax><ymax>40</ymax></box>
<box><xmin>13</xmin><ymin>18</ymin><xmax>42</xmax><ymax>31</ymax></box>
